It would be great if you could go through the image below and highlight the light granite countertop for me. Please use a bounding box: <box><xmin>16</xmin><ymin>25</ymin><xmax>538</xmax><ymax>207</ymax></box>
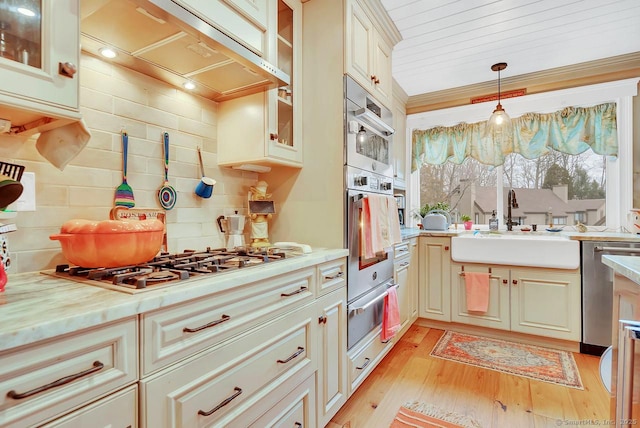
<box><xmin>602</xmin><ymin>255</ymin><xmax>640</xmax><ymax>284</ymax></box>
<box><xmin>400</xmin><ymin>227</ymin><xmax>640</xmax><ymax>242</ymax></box>
<box><xmin>0</xmin><ymin>248</ymin><xmax>348</xmax><ymax>353</ymax></box>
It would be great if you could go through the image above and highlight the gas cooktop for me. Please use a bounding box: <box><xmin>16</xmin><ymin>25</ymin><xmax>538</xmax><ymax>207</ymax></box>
<box><xmin>45</xmin><ymin>247</ymin><xmax>293</xmax><ymax>294</ymax></box>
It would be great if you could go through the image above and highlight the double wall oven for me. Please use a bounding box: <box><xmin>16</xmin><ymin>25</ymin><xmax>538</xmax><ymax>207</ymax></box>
<box><xmin>344</xmin><ymin>75</ymin><xmax>396</xmax><ymax>350</ymax></box>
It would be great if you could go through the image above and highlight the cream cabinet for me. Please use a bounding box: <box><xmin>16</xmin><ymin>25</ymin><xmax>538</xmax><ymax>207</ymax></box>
<box><xmin>140</xmin><ymin>267</ymin><xmax>315</xmax><ymax>376</ymax></box>
<box><xmin>140</xmin><ymin>301</ymin><xmax>316</xmax><ymax>427</ymax></box>
<box><xmin>409</xmin><ymin>238</ymin><xmax>419</xmax><ymax>321</ymax></box>
<box><xmin>345</xmin><ymin>0</ymin><xmax>394</xmax><ymax>108</ymax></box>
<box><xmin>316</xmin><ymin>287</ymin><xmax>348</xmax><ymax>427</ymax></box>
<box><xmin>392</xmin><ymin>81</ymin><xmax>408</xmax><ymax>189</ymax></box>
<box><xmin>418</xmin><ymin>236</ymin><xmax>452</xmax><ymax>322</ymax></box>
<box><xmin>0</xmin><ymin>317</ymin><xmax>138</xmax><ymax>428</ymax></box>
<box><xmin>451</xmin><ymin>262</ymin><xmax>582</xmax><ymax>341</ymax></box>
<box><xmin>218</xmin><ymin>0</ymin><xmax>303</xmax><ymax>169</ymax></box>
<box><xmin>394</xmin><ymin>240</ymin><xmax>413</xmax><ymax>335</ymax></box>
<box><xmin>0</xmin><ymin>0</ymin><xmax>81</xmax><ymax>135</ymax></box>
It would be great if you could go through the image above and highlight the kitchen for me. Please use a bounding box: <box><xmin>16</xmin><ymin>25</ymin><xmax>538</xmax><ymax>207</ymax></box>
<box><xmin>0</xmin><ymin>0</ymin><xmax>640</xmax><ymax>427</ymax></box>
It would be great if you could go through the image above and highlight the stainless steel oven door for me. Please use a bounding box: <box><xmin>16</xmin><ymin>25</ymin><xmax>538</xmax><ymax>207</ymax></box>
<box><xmin>347</xmin><ymin>278</ymin><xmax>397</xmax><ymax>350</ymax></box>
<box><xmin>347</xmin><ymin>189</ymin><xmax>394</xmax><ymax>302</ymax></box>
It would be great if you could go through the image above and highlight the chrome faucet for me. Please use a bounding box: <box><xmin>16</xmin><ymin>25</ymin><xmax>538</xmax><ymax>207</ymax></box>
<box><xmin>507</xmin><ymin>189</ymin><xmax>519</xmax><ymax>231</ymax></box>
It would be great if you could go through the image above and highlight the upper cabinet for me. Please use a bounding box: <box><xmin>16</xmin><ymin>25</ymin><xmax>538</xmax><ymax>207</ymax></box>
<box><xmin>345</xmin><ymin>0</ymin><xmax>399</xmax><ymax>109</ymax></box>
<box><xmin>0</xmin><ymin>0</ymin><xmax>81</xmax><ymax>135</ymax></box>
<box><xmin>218</xmin><ymin>0</ymin><xmax>302</xmax><ymax>169</ymax></box>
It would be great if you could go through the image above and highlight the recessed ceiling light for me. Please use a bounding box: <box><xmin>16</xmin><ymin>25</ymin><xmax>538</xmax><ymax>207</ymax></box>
<box><xmin>17</xmin><ymin>7</ymin><xmax>35</xmax><ymax>17</ymax></box>
<box><xmin>99</xmin><ymin>48</ymin><xmax>117</xmax><ymax>59</ymax></box>
<box><xmin>183</xmin><ymin>81</ymin><xmax>196</xmax><ymax>90</ymax></box>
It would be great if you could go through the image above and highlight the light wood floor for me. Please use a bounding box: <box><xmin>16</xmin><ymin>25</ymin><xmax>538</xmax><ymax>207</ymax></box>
<box><xmin>328</xmin><ymin>325</ymin><xmax>610</xmax><ymax>428</ymax></box>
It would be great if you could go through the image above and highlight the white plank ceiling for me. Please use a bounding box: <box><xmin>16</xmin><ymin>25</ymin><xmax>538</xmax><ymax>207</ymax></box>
<box><xmin>381</xmin><ymin>0</ymin><xmax>640</xmax><ymax>97</ymax></box>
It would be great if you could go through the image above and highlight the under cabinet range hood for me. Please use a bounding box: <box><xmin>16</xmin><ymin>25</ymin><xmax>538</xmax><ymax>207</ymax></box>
<box><xmin>80</xmin><ymin>0</ymin><xmax>290</xmax><ymax>101</ymax></box>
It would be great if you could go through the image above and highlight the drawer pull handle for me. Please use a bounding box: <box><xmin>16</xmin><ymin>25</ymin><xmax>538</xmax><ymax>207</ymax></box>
<box><xmin>277</xmin><ymin>346</ymin><xmax>305</xmax><ymax>364</ymax></box>
<box><xmin>281</xmin><ymin>286</ymin><xmax>308</xmax><ymax>297</ymax></box>
<box><xmin>400</xmin><ymin>262</ymin><xmax>409</xmax><ymax>267</ymax></box>
<box><xmin>198</xmin><ymin>387</ymin><xmax>242</xmax><ymax>416</ymax></box>
<box><xmin>183</xmin><ymin>314</ymin><xmax>230</xmax><ymax>333</ymax></box>
<box><xmin>356</xmin><ymin>357</ymin><xmax>371</xmax><ymax>370</ymax></box>
<box><xmin>295</xmin><ymin>423</ymin><xmax>302</xmax><ymax>427</ymax></box>
<box><xmin>7</xmin><ymin>361</ymin><xmax>104</xmax><ymax>400</ymax></box>
<box><xmin>324</xmin><ymin>272</ymin><xmax>344</xmax><ymax>280</ymax></box>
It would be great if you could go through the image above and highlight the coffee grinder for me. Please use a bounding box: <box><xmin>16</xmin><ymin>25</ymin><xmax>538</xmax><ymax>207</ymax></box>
<box><xmin>216</xmin><ymin>211</ymin><xmax>246</xmax><ymax>248</ymax></box>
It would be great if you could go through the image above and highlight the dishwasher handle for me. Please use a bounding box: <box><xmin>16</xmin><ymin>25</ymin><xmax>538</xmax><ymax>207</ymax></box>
<box><xmin>594</xmin><ymin>246</ymin><xmax>640</xmax><ymax>254</ymax></box>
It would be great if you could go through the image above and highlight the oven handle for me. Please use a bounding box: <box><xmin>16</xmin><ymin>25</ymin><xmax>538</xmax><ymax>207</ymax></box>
<box><xmin>594</xmin><ymin>246</ymin><xmax>640</xmax><ymax>254</ymax></box>
<box><xmin>354</xmin><ymin>108</ymin><xmax>395</xmax><ymax>136</ymax></box>
<box><xmin>349</xmin><ymin>283</ymin><xmax>399</xmax><ymax>315</ymax></box>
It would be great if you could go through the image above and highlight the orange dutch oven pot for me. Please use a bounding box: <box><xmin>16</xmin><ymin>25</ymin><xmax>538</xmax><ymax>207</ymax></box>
<box><xmin>50</xmin><ymin>219</ymin><xmax>164</xmax><ymax>268</ymax></box>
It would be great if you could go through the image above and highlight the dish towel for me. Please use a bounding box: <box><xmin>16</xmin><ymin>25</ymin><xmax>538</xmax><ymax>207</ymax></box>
<box><xmin>465</xmin><ymin>272</ymin><xmax>490</xmax><ymax>312</ymax></box>
<box><xmin>381</xmin><ymin>286</ymin><xmax>401</xmax><ymax>341</ymax></box>
<box><xmin>36</xmin><ymin>118</ymin><xmax>91</xmax><ymax>171</ymax></box>
<box><xmin>361</xmin><ymin>195</ymin><xmax>403</xmax><ymax>259</ymax></box>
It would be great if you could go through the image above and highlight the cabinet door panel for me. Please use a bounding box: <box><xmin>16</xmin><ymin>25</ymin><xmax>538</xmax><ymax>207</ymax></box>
<box><xmin>511</xmin><ymin>268</ymin><xmax>581</xmax><ymax>340</ymax></box>
<box><xmin>395</xmin><ymin>257</ymin><xmax>411</xmax><ymax>327</ymax></box>
<box><xmin>346</xmin><ymin>0</ymin><xmax>373</xmax><ymax>89</ymax></box>
<box><xmin>316</xmin><ymin>288</ymin><xmax>347</xmax><ymax>427</ymax></box>
<box><xmin>372</xmin><ymin>35</ymin><xmax>392</xmax><ymax>104</ymax></box>
<box><xmin>418</xmin><ymin>237</ymin><xmax>451</xmax><ymax>321</ymax></box>
<box><xmin>451</xmin><ymin>264</ymin><xmax>510</xmax><ymax>330</ymax></box>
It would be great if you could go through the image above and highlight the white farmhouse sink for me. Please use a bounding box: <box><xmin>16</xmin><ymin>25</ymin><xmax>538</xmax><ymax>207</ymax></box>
<box><xmin>451</xmin><ymin>233</ymin><xmax>580</xmax><ymax>269</ymax></box>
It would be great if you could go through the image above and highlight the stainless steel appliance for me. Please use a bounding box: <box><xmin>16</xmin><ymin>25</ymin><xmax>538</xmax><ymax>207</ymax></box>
<box><xmin>581</xmin><ymin>240</ymin><xmax>640</xmax><ymax>355</ymax></box>
<box><xmin>47</xmin><ymin>246</ymin><xmax>296</xmax><ymax>294</ymax></box>
<box><xmin>395</xmin><ymin>194</ymin><xmax>405</xmax><ymax>227</ymax></box>
<box><xmin>344</xmin><ymin>75</ymin><xmax>396</xmax><ymax>350</ymax></box>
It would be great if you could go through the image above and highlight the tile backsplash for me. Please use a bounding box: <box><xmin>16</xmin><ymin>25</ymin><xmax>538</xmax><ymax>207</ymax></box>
<box><xmin>0</xmin><ymin>54</ymin><xmax>257</xmax><ymax>274</ymax></box>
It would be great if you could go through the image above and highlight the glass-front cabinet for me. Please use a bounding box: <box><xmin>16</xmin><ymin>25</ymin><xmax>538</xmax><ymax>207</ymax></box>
<box><xmin>218</xmin><ymin>0</ymin><xmax>302</xmax><ymax>169</ymax></box>
<box><xmin>0</xmin><ymin>0</ymin><xmax>80</xmax><ymax>134</ymax></box>
<box><xmin>268</xmin><ymin>0</ymin><xmax>302</xmax><ymax>166</ymax></box>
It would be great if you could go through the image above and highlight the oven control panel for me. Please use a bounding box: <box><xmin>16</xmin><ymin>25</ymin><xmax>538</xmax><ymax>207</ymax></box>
<box><xmin>345</xmin><ymin>166</ymin><xmax>393</xmax><ymax>195</ymax></box>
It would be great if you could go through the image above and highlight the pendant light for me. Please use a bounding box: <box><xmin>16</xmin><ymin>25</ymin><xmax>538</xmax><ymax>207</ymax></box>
<box><xmin>485</xmin><ymin>62</ymin><xmax>512</xmax><ymax>145</ymax></box>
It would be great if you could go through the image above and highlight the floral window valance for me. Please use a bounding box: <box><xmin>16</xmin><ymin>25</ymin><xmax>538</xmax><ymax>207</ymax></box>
<box><xmin>411</xmin><ymin>102</ymin><xmax>618</xmax><ymax>171</ymax></box>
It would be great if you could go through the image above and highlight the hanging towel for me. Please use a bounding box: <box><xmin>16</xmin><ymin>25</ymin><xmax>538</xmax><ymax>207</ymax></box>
<box><xmin>36</xmin><ymin>118</ymin><xmax>91</xmax><ymax>171</ymax></box>
<box><xmin>361</xmin><ymin>195</ymin><xmax>403</xmax><ymax>259</ymax></box>
<box><xmin>381</xmin><ymin>286</ymin><xmax>401</xmax><ymax>341</ymax></box>
<box><xmin>465</xmin><ymin>272</ymin><xmax>490</xmax><ymax>312</ymax></box>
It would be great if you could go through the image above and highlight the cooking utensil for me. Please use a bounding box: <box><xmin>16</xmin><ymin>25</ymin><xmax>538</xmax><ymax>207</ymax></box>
<box><xmin>195</xmin><ymin>147</ymin><xmax>215</xmax><ymax>199</ymax></box>
<box><xmin>0</xmin><ymin>175</ymin><xmax>23</xmax><ymax>210</ymax></box>
<box><xmin>49</xmin><ymin>218</ymin><xmax>164</xmax><ymax>268</ymax></box>
<box><xmin>114</xmin><ymin>131</ymin><xmax>135</xmax><ymax>208</ymax></box>
<box><xmin>158</xmin><ymin>132</ymin><xmax>177</xmax><ymax>210</ymax></box>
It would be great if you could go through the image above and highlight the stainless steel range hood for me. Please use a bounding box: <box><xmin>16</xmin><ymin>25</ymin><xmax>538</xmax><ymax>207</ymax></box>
<box><xmin>80</xmin><ymin>0</ymin><xmax>290</xmax><ymax>101</ymax></box>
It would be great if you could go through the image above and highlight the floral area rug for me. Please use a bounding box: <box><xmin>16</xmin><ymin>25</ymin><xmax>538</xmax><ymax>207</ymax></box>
<box><xmin>390</xmin><ymin>401</ymin><xmax>483</xmax><ymax>428</ymax></box>
<box><xmin>430</xmin><ymin>331</ymin><xmax>583</xmax><ymax>389</ymax></box>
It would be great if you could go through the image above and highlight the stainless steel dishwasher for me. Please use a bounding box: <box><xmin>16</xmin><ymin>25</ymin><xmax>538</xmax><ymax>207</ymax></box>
<box><xmin>581</xmin><ymin>240</ymin><xmax>640</xmax><ymax>355</ymax></box>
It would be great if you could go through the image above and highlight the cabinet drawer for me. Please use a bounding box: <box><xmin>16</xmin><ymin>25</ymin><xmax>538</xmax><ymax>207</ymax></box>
<box><xmin>41</xmin><ymin>385</ymin><xmax>138</xmax><ymax>428</ymax></box>
<box><xmin>141</xmin><ymin>267</ymin><xmax>314</xmax><ymax>375</ymax></box>
<box><xmin>394</xmin><ymin>242</ymin><xmax>410</xmax><ymax>260</ymax></box>
<box><xmin>0</xmin><ymin>318</ymin><xmax>137</xmax><ymax>428</ymax></box>
<box><xmin>248</xmin><ymin>375</ymin><xmax>315</xmax><ymax>428</ymax></box>
<box><xmin>140</xmin><ymin>303</ymin><xmax>315</xmax><ymax>427</ymax></box>
<box><xmin>317</xmin><ymin>258</ymin><xmax>346</xmax><ymax>296</ymax></box>
<box><xmin>348</xmin><ymin>328</ymin><xmax>392</xmax><ymax>394</ymax></box>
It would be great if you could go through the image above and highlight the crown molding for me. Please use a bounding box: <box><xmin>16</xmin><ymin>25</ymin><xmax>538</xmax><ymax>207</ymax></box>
<box><xmin>406</xmin><ymin>52</ymin><xmax>640</xmax><ymax>115</ymax></box>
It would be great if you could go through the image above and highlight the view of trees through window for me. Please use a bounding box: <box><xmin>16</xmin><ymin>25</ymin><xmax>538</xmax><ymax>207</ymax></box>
<box><xmin>419</xmin><ymin>149</ymin><xmax>606</xmax><ymax>228</ymax></box>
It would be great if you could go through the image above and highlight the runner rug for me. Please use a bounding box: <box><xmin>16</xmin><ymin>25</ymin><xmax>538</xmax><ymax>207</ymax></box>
<box><xmin>430</xmin><ymin>331</ymin><xmax>583</xmax><ymax>389</ymax></box>
<box><xmin>390</xmin><ymin>401</ymin><xmax>482</xmax><ymax>428</ymax></box>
